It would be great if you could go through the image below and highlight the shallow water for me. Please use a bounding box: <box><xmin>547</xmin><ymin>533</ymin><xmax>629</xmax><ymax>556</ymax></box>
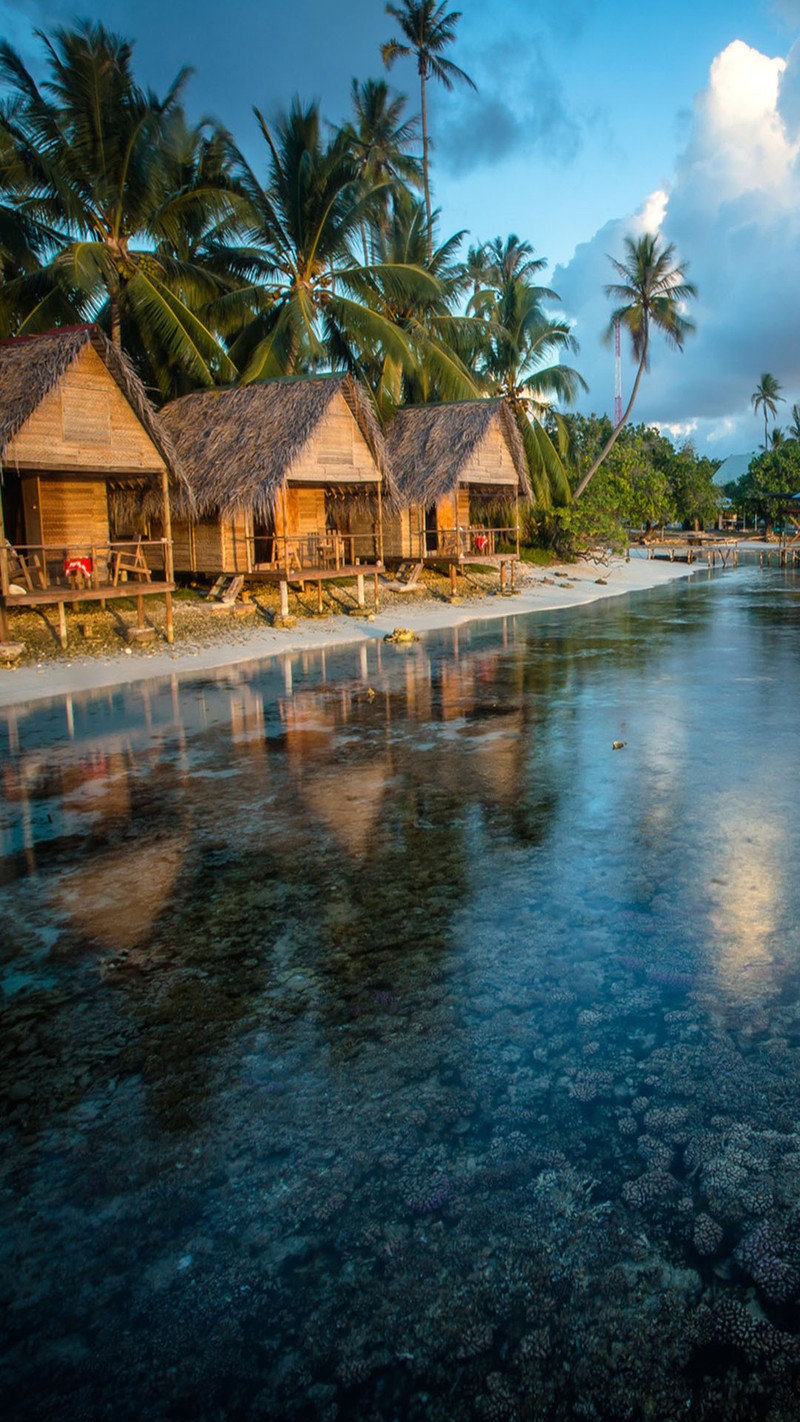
<box><xmin>2</xmin><ymin>560</ymin><xmax>800</xmax><ymax>1420</ymax></box>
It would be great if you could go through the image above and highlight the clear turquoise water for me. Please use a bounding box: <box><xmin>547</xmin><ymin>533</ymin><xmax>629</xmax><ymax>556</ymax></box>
<box><xmin>2</xmin><ymin>560</ymin><xmax>800</xmax><ymax>1420</ymax></box>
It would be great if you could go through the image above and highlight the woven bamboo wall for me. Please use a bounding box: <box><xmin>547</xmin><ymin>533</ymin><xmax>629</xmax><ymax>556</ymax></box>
<box><xmin>285</xmin><ymin>392</ymin><xmax>380</xmax><ymax>485</ymax></box>
<box><xmin>193</xmin><ymin>519</ymin><xmax>226</xmax><ymax>573</ymax></box>
<box><xmin>5</xmin><ymin>344</ymin><xmax>166</xmax><ymax>474</ymax></box>
<box><xmin>383</xmin><ymin>509</ymin><xmax>415</xmax><ymax>559</ymax></box>
<box><xmin>221</xmin><ymin>512</ymin><xmax>253</xmax><ymax>573</ymax></box>
<box><xmin>275</xmin><ymin>487</ymin><xmax>326</xmax><ymax>540</ymax></box>
<box><xmin>23</xmin><ymin>473</ymin><xmax>110</xmax><ymax>550</ymax></box>
<box><xmin>462</xmin><ymin>426</ymin><xmax>518</xmax><ymax>487</ymax></box>
<box><xmin>170</xmin><ymin>518</ymin><xmax>194</xmax><ymax>573</ymax></box>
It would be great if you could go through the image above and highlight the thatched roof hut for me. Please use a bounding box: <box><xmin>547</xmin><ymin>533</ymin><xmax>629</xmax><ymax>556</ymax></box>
<box><xmin>387</xmin><ymin>399</ymin><xmax>531</xmax><ymax>505</ymax></box>
<box><xmin>0</xmin><ymin>324</ymin><xmax>184</xmax><ymax>489</ymax></box>
<box><xmin>160</xmin><ymin>374</ymin><xmax>395</xmax><ymax>519</ymax></box>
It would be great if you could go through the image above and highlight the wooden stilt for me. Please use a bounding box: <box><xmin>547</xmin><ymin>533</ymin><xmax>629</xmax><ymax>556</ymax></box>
<box><xmin>316</xmin><ymin>580</ymin><xmax>323</xmax><ymax>615</ymax></box>
<box><xmin>57</xmin><ymin>599</ymin><xmax>67</xmax><ymax>649</ymax></box>
<box><xmin>0</xmin><ymin>498</ymin><xmax>9</xmax><ymax>640</ymax></box>
<box><xmin>137</xmin><ymin>594</ymin><xmax>145</xmax><ymax>629</ymax></box>
<box><xmin>165</xmin><ymin>590</ymin><xmax>174</xmax><ymax>644</ymax></box>
<box><xmin>500</xmin><ymin>562</ymin><xmax>506</xmax><ymax>593</ymax></box>
<box><xmin>356</xmin><ymin>572</ymin><xmax>365</xmax><ymax>607</ymax></box>
<box><xmin>449</xmin><ymin>564</ymin><xmax>457</xmax><ymax>595</ymax></box>
<box><xmin>279</xmin><ymin>580</ymin><xmax>289</xmax><ymax>617</ymax></box>
<box><xmin>374</xmin><ymin>570</ymin><xmax>380</xmax><ymax>613</ymax></box>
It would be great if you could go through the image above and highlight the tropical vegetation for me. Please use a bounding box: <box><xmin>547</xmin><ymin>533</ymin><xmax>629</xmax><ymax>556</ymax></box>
<box><xmin>0</xmin><ymin>15</ymin><xmax>706</xmax><ymax>546</ymax></box>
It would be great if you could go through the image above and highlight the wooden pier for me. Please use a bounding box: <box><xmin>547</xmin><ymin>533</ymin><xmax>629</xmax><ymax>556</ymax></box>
<box><xmin>643</xmin><ymin>535</ymin><xmax>739</xmax><ymax>567</ymax></box>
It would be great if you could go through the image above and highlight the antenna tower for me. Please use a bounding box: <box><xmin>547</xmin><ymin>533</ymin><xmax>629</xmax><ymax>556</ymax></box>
<box><xmin>613</xmin><ymin>319</ymin><xmax>622</xmax><ymax>427</ymax></box>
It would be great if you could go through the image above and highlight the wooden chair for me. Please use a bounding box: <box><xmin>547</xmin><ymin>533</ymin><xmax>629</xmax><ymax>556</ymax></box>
<box><xmin>111</xmin><ymin>538</ymin><xmax>151</xmax><ymax>585</ymax></box>
<box><xmin>3</xmin><ymin>540</ymin><xmax>47</xmax><ymax>592</ymax></box>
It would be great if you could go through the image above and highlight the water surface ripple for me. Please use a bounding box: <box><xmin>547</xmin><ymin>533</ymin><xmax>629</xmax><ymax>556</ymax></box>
<box><xmin>2</xmin><ymin>560</ymin><xmax>800</xmax><ymax>1420</ymax></box>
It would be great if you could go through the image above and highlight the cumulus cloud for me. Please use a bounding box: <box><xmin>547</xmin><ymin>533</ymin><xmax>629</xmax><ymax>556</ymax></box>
<box><xmin>555</xmin><ymin>39</ymin><xmax>800</xmax><ymax>456</ymax></box>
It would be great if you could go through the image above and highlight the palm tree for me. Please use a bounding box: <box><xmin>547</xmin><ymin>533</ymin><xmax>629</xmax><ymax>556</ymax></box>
<box><xmin>357</xmin><ymin>187</ymin><xmax>480</xmax><ymax>413</ymax></box>
<box><xmin>752</xmin><ymin>373</ymin><xmax>784</xmax><ymax>453</ymax></box>
<box><xmin>228</xmin><ymin>100</ymin><xmax>441</xmax><ymax>385</ymax></box>
<box><xmin>789</xmin><ymin>403</ymin><xmax>800</xmax><ymax>442</ymax></box>
<box><xmin>343</xmin><ymin>78</ymin><xmax>422</xmax><ymax>262</ymax></box>
<box><xmin>475</xmin><ymin>264</ymin><xmax>586</xmax><ymax>507</ymax></box>
<box><xmin>0</xmin><ymin>22</ymin><xmax>238</xmax><ymax>393</ymax></box>
<box><xmin>480</xmin><ymin>234</ymin><xmax>548</xmax><ymax>289</ymax></box>
<box><xmin>573</xmin><ymin>232</ymin><xmax>697</xmax><ymax>499</ymax></box>
<box><xmin>382</xmin><ymin>1</ymin><xmax>476</xmax><ymax>258</ymax></box>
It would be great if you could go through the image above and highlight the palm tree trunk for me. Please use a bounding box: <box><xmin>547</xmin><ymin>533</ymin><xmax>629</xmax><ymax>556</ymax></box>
<box><xmin>764</xmin><ymin>409</ymin><xmax>768</xmax><ymax>453</ymax></box>
<box><xmin>573</xmin><ymin>335</ymin><xmax>648</xmax><ymax>499</ymax></box>
<box><xmin>420</xmin><ymin>67</ymin><xmax>432</xmax><ymax>261</ymax></box>
<box><xmin>110</xmin><ymin>290</ymin><xmax>121</xmax><ymax>348</ymax></box>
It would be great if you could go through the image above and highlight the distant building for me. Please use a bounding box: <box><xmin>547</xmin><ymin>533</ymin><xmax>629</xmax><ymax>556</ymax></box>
<box><xmin>713</xmin><ymin>453</ymin><xmax>757</xmax><ymax>487</ymax></box>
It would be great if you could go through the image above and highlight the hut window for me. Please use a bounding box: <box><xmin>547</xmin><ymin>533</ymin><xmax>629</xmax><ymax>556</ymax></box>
<box><xmin>62</xmin><ymin>388</ymin><xmax>111</xmax><ymax>446</ymax></box>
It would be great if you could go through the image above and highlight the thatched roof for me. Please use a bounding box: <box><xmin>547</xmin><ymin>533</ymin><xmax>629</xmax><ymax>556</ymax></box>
<box><xmin>0</xmin><ymin>325</ymin><xmax>188</xmax><ymax>501</ymax></box>
<box><xmin>387</xmin><ymin>399</ymin><xmax>531</xmax><ymax>506</ymax></box>
<box><xmin>159</xmin><ymin>375</ymin><xmax>395</xmax><ymax>520</ymax></box>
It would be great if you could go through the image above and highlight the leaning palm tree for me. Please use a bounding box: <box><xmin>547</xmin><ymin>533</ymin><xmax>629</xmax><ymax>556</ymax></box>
<box><xmin>789</xmin><ymin>403</ymin><xmax>800</xmax><ymax>443</ymax></box>
<box><xmin>228</xmin><ymin>100</ymin><xmax>442</xmax><ymax>386</ymax></box>
<box><xmin>752</xmin><ymin>373</ymin><xmax>784</xmax><ymax>453</ymax></box>
<box><xmin>382</xmin><ymin>0</ymin><xmax>476</xmax><ymax>258</ymax></box>
<box><xmin>0</xmin><ymin>22</ymin><xmax>239</xmax><ymax>394</ymax></box>
<box><xmin>573</xmin><ymin>232</ymin><xmax>697</xmax><ymax>499</ymax></box>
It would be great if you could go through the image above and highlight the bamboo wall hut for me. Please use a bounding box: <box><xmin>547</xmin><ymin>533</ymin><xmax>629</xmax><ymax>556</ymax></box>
<box><xmin>0</xmin><ymin>325</ymin><xmax>187</xmax><ymax>646</ymax></box>
<box><xmin>160</xmin><ymin>376</ymin><xmax>395</xmax><ymax>591</ymax></box>
<box><xmin>385</xmin><ymin>399</ymin><xmax>531</xmax><ymax>565</ymax></box>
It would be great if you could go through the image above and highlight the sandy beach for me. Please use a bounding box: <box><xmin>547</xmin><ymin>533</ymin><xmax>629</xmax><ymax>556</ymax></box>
<box><xmin>0</xmin><ymin>552</ymin><xmax>700</xmax><ymax>712</ymax></box>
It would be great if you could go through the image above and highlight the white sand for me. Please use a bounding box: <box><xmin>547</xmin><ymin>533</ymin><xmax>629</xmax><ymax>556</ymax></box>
<box><xmin>0</xmin><ymin>553</ymin><xmax>697</xmax><ymax>711</ymax></box>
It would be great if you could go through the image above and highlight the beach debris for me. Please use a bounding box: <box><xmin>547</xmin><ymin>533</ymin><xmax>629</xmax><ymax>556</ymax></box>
<box><xmin>384</xmin><ymin>627</ymin><xmax>418</xmax><ymax>645</ymax></box>
<box><xmin>595</xmin><ymin>578</ymin><xmax>608</xmax><ymax>585</ymax></box>
<box><xmin>0</xmin><ymin>642</ymin><xmax>24</xmax><ymax>664</ymax></box>
<box><xmin>272</xmin><ymin>614</ymin><xmax>297</xmax><ymax>630</ymax></box>
<box><xmin>366</xmin><ymin>687</ymin><xmax>376</xmax><ymax>701</ymax></box>
<box><xmin>612</xmin><ymin>740</ymin><xmax>627</xmax><ymax>750</ymax></box>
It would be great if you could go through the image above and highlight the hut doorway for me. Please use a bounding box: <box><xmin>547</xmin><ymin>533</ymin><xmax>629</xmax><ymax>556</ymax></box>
<box><xmin>1</xmin><ymin>471</ymin><xmax>25</xmax><ymax>546</ymax></box>
<box><xmin>253</xmin><ymin>510</ymin><xmax>275</xmax><ymax>567</ymax></box>
<box><xmin>425</xmin><ymin>503</ymin><xmax>438</xmax><ymax>553</ymax></box>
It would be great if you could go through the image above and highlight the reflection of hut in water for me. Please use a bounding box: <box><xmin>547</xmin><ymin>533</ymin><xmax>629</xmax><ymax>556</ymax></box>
<box><xmin>160</xmin><ymin>376</ymin><xmax>396</xmax><ymax>609</ymax></box>
<box><xmin>54</xmin><ymin>834</ymin><xmax>187</xmax><ymax>952</ymax></box>
<box><xmin>385</xmin><ymin>400</ymin><xmax>531</xmax><ymax>585</ymax></box>
<box><xmin>0</xmin><ymin>325</ymin><xmax>186</xmax><ymax>646</ymax></box>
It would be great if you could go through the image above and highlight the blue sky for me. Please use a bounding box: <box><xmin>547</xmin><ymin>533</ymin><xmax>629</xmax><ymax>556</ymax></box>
<box><xmin>3</xmin><ymin>0</ymin><xmax>800</xmax><ymax>455</ymax></box>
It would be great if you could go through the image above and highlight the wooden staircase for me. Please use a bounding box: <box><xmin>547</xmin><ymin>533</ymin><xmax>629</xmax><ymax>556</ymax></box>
<box><xmin>206</xmin><ymin>574</ymin><xmax>244</xmax><ymax>604</ymax></box>
<box><xmin>382</xmin><ymin>560</ymin><xmax>424</xmax><ymax>593</ymax></box>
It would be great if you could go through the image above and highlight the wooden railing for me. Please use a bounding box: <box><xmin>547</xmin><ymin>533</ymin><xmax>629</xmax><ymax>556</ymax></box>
<box><xmin>1</xmin><ymin>540</ymin><xmax>171</xmax><ymax>597</ymax></box>
<box><xmin>250</xmin><ymin>530</ymin><xmax>380</xmax><ymax>572</ymax></box>
<box><xmin>417</xmin><ymin>525</ymin><xmax>520</xmax><ymax>559</ymax></box>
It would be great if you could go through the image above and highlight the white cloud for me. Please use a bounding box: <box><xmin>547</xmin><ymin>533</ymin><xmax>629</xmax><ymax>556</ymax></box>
<box><xmin>555</xmin><ymin>39</ymin><xmax>800</xmax><ymax>457</ymax></box>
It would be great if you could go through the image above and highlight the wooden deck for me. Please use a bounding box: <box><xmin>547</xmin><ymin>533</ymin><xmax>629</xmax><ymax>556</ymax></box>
<box><xmin>643</xmin><ymin>537</ymin><xmax>739</xmax><ymax>567</ymax></box>
<box><xmin>1</xmin><ymin>580</ymin><xmax>175</xmax><ymax>649</ymax></box>
<box><xmin>0</xmin><ymin>539</ymin><xmax>176</xmax><ymax>648</ymax></box>
<box><xmin>249</xmin><ymin>562</ymin><xmax>384</xmax><ymax>615</ymax></box>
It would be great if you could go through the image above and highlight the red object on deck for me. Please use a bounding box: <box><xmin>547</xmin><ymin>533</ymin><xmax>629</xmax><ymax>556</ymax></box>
<box><xmin>64</xmin><ymin>555</ymin><xmax>93</xmax><ymax>580</ymax></box>
<box><xmin>474</xmin><ymin>534</ymin><xmax>489</xmax><ymax>553</ymax></box>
